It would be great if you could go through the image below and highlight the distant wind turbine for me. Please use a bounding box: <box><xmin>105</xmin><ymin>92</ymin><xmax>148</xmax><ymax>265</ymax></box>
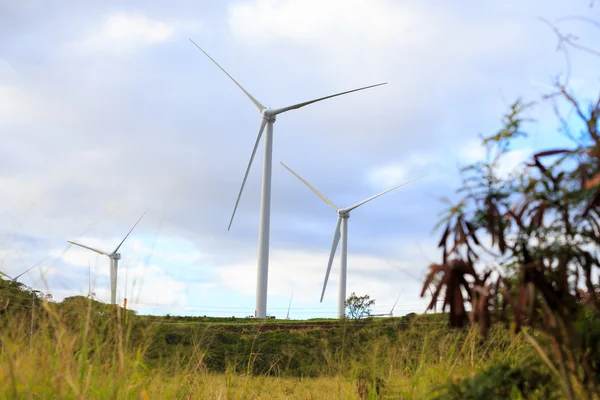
<box><xmin>371</xmin><ymin>291</ymin><xmax>402</xmax><ymax>317</ymax></box>
<box><xmin>67</xmin><ymin>209</ymin><xmax>148</xmax><ymax>305</ymax></box>
<box><xmin>190</xmin><ymin>39</ymin><xmax>386</xmax><ymax>318</ymax></box>
<box><xmin>281</xmin><ymin>162</ymin><xmax>420</xmax><ymax>319</ymax></box>
<box><xmin>286</xmin><ymin>291</ymin><xmax>293</xmax><ymax>320</ymax></box>
<box><xmin>385</xmin><ymin>260</ymin><xmax>441</xmax><ymax>313</ymax></box>
<box><xmin>0</xmin><ymin>255</ymin><xmax>51</xmax><ymax>282</ymax></box>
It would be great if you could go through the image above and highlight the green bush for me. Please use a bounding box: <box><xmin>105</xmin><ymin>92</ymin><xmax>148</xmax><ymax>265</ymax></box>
<box><xmin>430</xmin><ymin>360</ymin><xmax>559</xmax><ymax>400</ymax></box>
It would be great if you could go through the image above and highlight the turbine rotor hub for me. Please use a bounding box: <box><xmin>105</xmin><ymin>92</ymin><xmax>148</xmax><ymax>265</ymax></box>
<box><xmin>111</xmin><ymin>253</ymin><xmax>121</xmax><ymax>260</ymax></box>
<box><xmin>338</xmin><ymin>209</ymin><xmax>349</xmax><ymax>218</ymax></box>
<box><xmin>262</xmin><ymin>108</ymin><xmax>276</xmax><ymax>122</ymax></box>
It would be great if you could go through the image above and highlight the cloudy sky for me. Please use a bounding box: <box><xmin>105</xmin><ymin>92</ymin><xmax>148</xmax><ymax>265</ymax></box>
<box><xmin>1</xmin><ymin>0</ymin><xmax>599</xmax><ymax>318</ymax></box>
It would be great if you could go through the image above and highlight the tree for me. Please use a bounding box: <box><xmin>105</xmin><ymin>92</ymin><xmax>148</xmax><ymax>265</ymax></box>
<box><xmin>420</xmin><ymin>13</ymin><xmax>600</xmax><ymax>399</ymax></box>
<box><xmin>345</xmin><ymin>293</ymin><xmax>375</xmax><ymax>319</ymax></box>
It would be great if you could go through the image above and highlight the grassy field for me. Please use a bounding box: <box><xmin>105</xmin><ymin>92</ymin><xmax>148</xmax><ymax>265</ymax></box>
<box><xmin>0</xmin><ymin>287</ymin><xmax>560</xmax><ymax>399</ymax></box>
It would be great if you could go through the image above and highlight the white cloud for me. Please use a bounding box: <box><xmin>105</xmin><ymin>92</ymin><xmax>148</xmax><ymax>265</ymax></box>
<box><xmin>218</xmin><ymin>248</ymin><xmax>430</xmax><ymax>313</ymax></box>
<box><xmin>459</xmin><ymin>139</ymin><xmax>487</xmax><ymax>165</ymax></box>
<box><xmin>367</xmin><ymin>153</ymin><xmax>433</xmax><ymax>189</ymax></box>
<box><xmin>459</xmin><ymin>139</ymin><xmax>531</xmax><ymax>179</ymax></box>
<box><xmin>228</xmin><ymin>0</ymin><xmax>417</xmax><ymax>48</ymax></box>
<box><xmin>227</xmin><ymin>0</ymin><xmax>533</xmax><ymax>83</ymax></box>
<box><xmin>497</xmin><ymin>148</ymin><xmax>531</xmax><ymax>178</ymax></box>
<box><xmin>0</xmin><ymin>83</ymin><xmax>65</xmax><ymax>126</ymax></box>
<box><xmin>120</xmin><ymin>264</ymin><xmax>188</xmax><ymax>307</ymax></box>
<box><xmin>368</xmin><ymin>163</ymin><xmax>410</xmax><ymax>189</ymax></box>
<box><xmin>0</xmin><ymin>59</ymin><xmax>17</xmax><ymax>81</ymax></box>
<box><xmin>73</xmin><ymin>12</ymin><xmax>177</xmax><ymax>53</ymax></box>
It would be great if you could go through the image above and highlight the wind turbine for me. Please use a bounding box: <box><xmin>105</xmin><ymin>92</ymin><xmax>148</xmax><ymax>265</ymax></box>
<box><xmin>280</xmin><ymin>162</ymin><xmax>420</xmax><ymax>319</ymax></box>
<box><xmin>190</xmin><ymin>39</ymin><xmax>386</xmax><ymax>318</ymax></box>
<box><xmin>67</xmin><ymin>210</ymin><xmax>147</xmax><ymax>305</ymax></box>
<box><xmin>371</xmin><ymin>291</ymin><xmax>402</xmax><ymax>317</ymax></box>
<box><xmin>286</xmin><ymin>291</ymin><xmax>293</xmax><ymax>320</ymax></box>
<box><xmin>0</xmin><ymin>255</ymin><xmax>51</xmax><ymax>283</ymax></box>
<box><xmin>385</xmin><ymin>260</ymin><xmax>441</xmax><ymax>313</ymax></box>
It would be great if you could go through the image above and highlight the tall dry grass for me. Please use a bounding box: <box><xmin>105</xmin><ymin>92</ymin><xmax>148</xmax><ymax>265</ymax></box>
<box><xmin>0</xmin><ymin>295</ymin><xmax>539</xmax><ymax>399</ymax></box>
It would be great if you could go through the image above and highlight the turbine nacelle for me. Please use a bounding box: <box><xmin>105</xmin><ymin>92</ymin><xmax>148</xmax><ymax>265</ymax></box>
<box><xmin>337</xmin><ymin>209</ymin><xmax>350</xmax><ymax>218</ymax></box>
<box><xmin>110</xmin><ymin>253</ymin><xmax>122</xmax><ymax>260</ymax></box>
<box><xmin>261</xmin><ymin>108</ymin><xmax>276</xmax><ymax>122</ymax></box>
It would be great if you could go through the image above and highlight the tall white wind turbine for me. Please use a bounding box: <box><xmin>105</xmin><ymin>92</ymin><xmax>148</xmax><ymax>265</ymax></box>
<box><xmin>281</xmin><ymin>162</ymin><xmax>420</xmax><ymax>319</ymax></box>
<box><xmin>190</xmin><ymin>39</ymin><xmax>386</xmax><ymax>318</ymax></box>
<box><xmin>67</xmin><ymin>210</ymin><xmax>148</xmax><ymax>305</ymax></box>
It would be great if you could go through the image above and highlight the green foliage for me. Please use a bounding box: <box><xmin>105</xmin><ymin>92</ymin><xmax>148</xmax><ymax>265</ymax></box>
<box><xmin>0</xmin><ymin>277</ymin><xmax>40</xmax><ymax>318</ymax></box>
<box><xmin>345</xmin><ymin>292</ymin><xmax>376</xmax><ymax>319</ymax></box>
<box><xmin>430</xmin><ymin>360</ymin><xmax>558</xmax><ymax>400</ymax></box>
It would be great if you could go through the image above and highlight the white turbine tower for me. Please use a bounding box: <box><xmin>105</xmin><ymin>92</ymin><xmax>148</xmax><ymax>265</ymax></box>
<box><xmin>190</xmin><ymin>39</ymin><xmax>386</xmax><ymax>318</ymax></box>
<box><xmin>67</xmin><ymin>210</ymin><xmax>147</xmax><ymax>305</ymax></box>
<box><xmin>87</xmin><ymin>256</ymin><xmax>96</xmax><ymax>299</ymax></box>
<box><xmin>281</xmin><ymin>162</ymin><xmax>420</xmax><ymax>319</ymax></box>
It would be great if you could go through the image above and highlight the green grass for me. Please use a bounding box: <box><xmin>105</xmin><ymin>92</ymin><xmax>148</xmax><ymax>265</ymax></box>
<box><xmin>0</xmin><ymin>288</ymin><xmax>559</xmax><ymax>399</ymax></box>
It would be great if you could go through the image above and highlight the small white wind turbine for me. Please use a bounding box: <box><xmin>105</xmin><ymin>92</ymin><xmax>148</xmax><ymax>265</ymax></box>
<box><xmin>371</xmin><ymin>291</ymin><xmax>402</xmax><ymax>317</ymax></box>
<box><xmin>0</xmin><ymin>255</ymin><xmax>51</xmax><ymax>283</ymax></box>
<box><xmin>67</xmin><ymin>209</ymin><xmax>148</xmax><ymax>305</ymax></box>
<box><xmin>190</xmin><ymin>39</ymin><xmax>386</xmax><ymax>318</ymax></box>
<box><xmin>385</xmin><ymin>260</ymin><xmax>441</xmax><ymax>313</ymax></box>
<box><xmin>281</xmin><ymin>162</ymin><xmax>420</xmax><ymax>319</ymax></box>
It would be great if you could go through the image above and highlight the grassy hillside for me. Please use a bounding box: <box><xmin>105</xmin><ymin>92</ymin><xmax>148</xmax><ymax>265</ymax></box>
<box><xmin>0</xmin><ymin>281</ymin><xmax>560</xmax><ymax>399</ymax></box>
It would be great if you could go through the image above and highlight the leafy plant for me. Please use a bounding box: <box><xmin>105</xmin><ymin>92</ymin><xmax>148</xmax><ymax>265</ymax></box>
<box><xmin>421</xmin><ymin>14</ymin><xmax>600</xmax><ymax>399</ymax></box>
<box><xmin>345</xmin><ymin>293</ymin><xmax>376</xmax><ymax>319</ymax></box>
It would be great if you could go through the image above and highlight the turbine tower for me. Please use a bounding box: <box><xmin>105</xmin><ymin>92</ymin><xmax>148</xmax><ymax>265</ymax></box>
<box><xmin>87</xmin><ymin>257</ymin><xmax>96</xmax><ymax>299</ymax></box>
<box><xmin>281</xmin><ymin>162</ymin><xmax>420</xmax><ymax>319</ymax></box>
<box><xmin>190</xmin><ymin>39</ymin><xmax>386</xmax><ymax>318</ymax></box>
<box><xmin>67</xmin><ymin>210</ymin><xmax>147</xmax><ymax>305</ymax></box>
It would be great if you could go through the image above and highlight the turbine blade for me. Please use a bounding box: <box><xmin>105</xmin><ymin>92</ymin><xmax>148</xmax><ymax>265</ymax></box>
<box><xmin>320</xmin><ymin>215</ymin><xmax>342</xmax><ymax>302</ymax></box>
<box><xmin>112</xmin><ymin>208</ymin><xmax>149</xmax><ymax>255</ymax></box>
<box><xmin>280</xmin><ymin>162</ymin><xmax>338</xmax><ymax>211</ymax></box>
<box><xmin>0</xmin><ymin>271</ymin><xmax>14</xmax><ymax>280</ymax></box>
<box><xmin>12</xmin><ymin>255</ymin><xmax>52</xmax><ymax>281</ymax></box>
<box><xmin>189</xmin><ymin>39</ymin><xmax>265</xmax><ymax>112</ymax></box>
<box><xmin>390</xmin><ymin>291</ymin><xmax>402</xmax><ymax>315</ymax></box>
<box><xmin>271</xmin><ymin>83</ymin><xmax>387</xmax><ymax>116</ymax></box>
<box><xmin>286</xmin><ymin>291</ymin><xmax>293</xmax><ymax>319</ymax></box>
<box><xmin>385</xmin><ymin>259</ymin><xmax>423</xmax><ymax>282</ymax></box>
<box><xmin>228</xmin><ymin>118</ymin><xmax>268</xmax><ymax>231</ymax></box>
<box><xmin>346</xmin><ymin>175</ymin><xmax>423</xmax><ymax>212</ymax></box>
<box><xmin>67</xmin><ymin>241</ymin><xmax>110</xmax><ymax>257</ymax></box>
